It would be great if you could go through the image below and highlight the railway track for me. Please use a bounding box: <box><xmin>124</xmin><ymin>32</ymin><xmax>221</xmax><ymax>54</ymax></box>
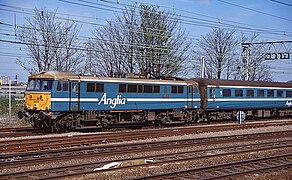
<box><xmin>1</xmin><ymin>121</ymin><xmax>292</xmax><ymax>153</ymax></box>
<box><xmin>134</xmin><ymin>153</ymin><xmax>292</xmax><ymax>180</ymax></box>
<box><xmin>0</xmin><ymin>127</ymin><xmax>35</xmax><ymax>138</ymax></box>
<box><xmin>1</xmin><ymin>130</ymin><xmax>292</xmax><ymax>168</ymax></box>
<box><xmin>0</xmin><ymin>135</ymin><xmax>291</xmax><ymax>179</ymax></box>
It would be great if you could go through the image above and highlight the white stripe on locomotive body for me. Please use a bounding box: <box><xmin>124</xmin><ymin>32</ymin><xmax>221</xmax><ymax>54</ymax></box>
<box><xmin>208</xmin><ymin>85</ymin><xmax>292</xmax><ymax>90</ymax></box>
<box><xmin>51</xmin><ymin>98</ymin><xmax>98</xmax><ymax>102</ymax></box>
<box><xmin>51</xmin><ymin>98</ymin><xmax>200</xmax><ymax>102</ymax></box>
<box><xmin>126</xmin><ymin>98</ymin><xmax>200</xmax><ymax>102</ymax></box>
<box><xmin>51</xmin><ymin>97</ymin><xmax>292</xmax><ymax>102</ymax></box>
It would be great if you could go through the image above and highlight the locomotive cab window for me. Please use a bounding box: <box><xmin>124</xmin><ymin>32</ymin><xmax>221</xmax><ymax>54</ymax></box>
<box><xmin>63</xmin><ymin>81</ymin><xmax>69</xmax><ymax>92</ymax></box>
<box><xmin>222</xmin><ymin>89</ymin><xmax>231</xmax><ymax>97</ymax></box>
<box><xmin>27</xmin><ymin>79</ymin><xmax>53</xmax><ymax>91</ymax></box>
<box><xmin>41</xmin><ymin>80</ymin><xmax>53</xmax><ymax>91</ymax></box>
<box><xmin>57</xmin><ymin>81</ymin><xmax>62</xmax><ymax>91</ymax></box>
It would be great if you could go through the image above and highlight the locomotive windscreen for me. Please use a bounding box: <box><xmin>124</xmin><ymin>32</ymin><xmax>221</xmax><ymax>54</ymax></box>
<box><xmin>27</xmin><ymin>79</ymin><xmax>53</xmax><ymax>91</ymax></box>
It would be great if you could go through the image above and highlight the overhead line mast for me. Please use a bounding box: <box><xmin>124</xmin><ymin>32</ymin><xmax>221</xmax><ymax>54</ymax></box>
<box><xmin>242</xmin><ymin>41</ymin><xmax>292</xmax><ymax>60</ymax></box>
<box><xmin>240</xmin><ymin>41</ymin><xmax>292</xmax><ymax>80</ymax></box>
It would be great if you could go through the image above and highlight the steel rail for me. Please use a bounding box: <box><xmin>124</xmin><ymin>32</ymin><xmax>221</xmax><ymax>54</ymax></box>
<box><xmin>1</xmin><ymin>121</ymin><xmax>292</xmax><ymax>153</ymax></box>
<box><xmin>1</xmin><ymin>130</ymin><xmax>291</xmax><ymax>167</ymax></box>
<box><xmin>133</xmin><ymin>154</ymin><xmax>292</xmax><ymax>179</ymax></box>
<box><xmin>0</xmin><ymin>139</ymin><xmax>291</xmax><ymax>179</ymax></box>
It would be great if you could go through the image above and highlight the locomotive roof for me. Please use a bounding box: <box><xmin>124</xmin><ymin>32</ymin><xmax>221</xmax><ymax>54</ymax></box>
<box><xmin>28</xmin><ymin>71</ymin><xmax>192</xmax><ymax>85</ymax></box>
<box><xmin>192</xmin><ymin>78</ymin><xmax>292</xmax><ymax>88</ymax></box>
<box><xmin>29</xmin><ymin>71</ymin><xmax>78</xmax><ymax>79</ymax></box>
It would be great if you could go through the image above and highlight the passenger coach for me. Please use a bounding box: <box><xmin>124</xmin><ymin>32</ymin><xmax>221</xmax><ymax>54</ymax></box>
<box><xmin>194</xmin><ymin>78</ymin><xmax>292</xmax><ymax>121</ymax></box>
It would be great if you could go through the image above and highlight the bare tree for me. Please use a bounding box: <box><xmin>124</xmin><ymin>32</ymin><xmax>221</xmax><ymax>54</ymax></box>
<box><xmin>88</xmin><ymin>4</ymin><xmax>192</xmax><ymax>78</ymax></box>
<box><xmin>198</xmin><ymin>28</ymin><xmax>239</xmax><ymax>79</ymax></box>
<box><xmin>17</xmin><ymin>8</ymin><xmax>83</xmax><ymax>74</ymax></box>
<box><xmin>237</xmin><ymin>34</ymin><xmax>272</xmax><ymax>81</ymax></box>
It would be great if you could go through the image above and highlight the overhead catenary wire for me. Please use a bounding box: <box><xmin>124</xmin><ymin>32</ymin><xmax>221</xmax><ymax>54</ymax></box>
<box><xmin>1</xmin><ymin>2</ymin><xmax>292</xmax><ymax>38</ymax></box>
<box><xmin>217</xmin><ymin>0</ymin><xmax>292</xmax><ymax>23</ymax></box>
<box><xmin>57</xmin><ymin>0</ymin><xmax>292</xmax><ymax>37</ymax></box>
<box><xmin>102</xmin><ymin>0</ymin><xmax>292</xmax><ymax>36</ymax></box>
<box><xmin>270</xmin><ymin>0</ymin><xmax>292</xmax><ymax>7</ymax></box>
<box><xmin>1</xmin><ymin>0</ymin><xmax>290</xmax><ymax>79</ymax></box>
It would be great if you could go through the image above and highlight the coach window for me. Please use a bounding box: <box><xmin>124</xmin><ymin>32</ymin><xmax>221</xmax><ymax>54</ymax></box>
<box><xmin>268</xmin><ymin>90</ymin><xmax>274</xmax><ymax>97</ymax></box>
<box><xmin>222</xmin><ymin>89</ymin><xmax>231</xmax><ymax>97</ymax></box>
<box><xmin>277</xmin><ymin>90</ymin><xmax>283</xmax><ymax>97</ymax></box>
<box><xmin>287</xmin><ymin>90</ymin><xmax>292</xmax><ymax>97</ymax></box>
<box><xmin>96</xmin><ymin>83</ymin><xmax>104</xmax><ymax>92</ymax></box>
<box><xmin>128</xmin><ymin>84</ymin><xmax>137</xmax><ymax>93</ymax></box>
<box><xmin>209</xmin><ymin>89</ymin><xmax>214</xmax><ymax>98</ymax></box>
<box><xmin>235</xmin><ymin>89</ymin><xmax>243</xmax><ymax>97</ymax></box>
<box><xmin>57</xmin><ymin>81</ymin><xmax>62</xmax><ymax>91</ymax></box>
<box><xmin>246</xmin><ymin>90</ymin><xmax>254</xmax><ymax>97</ymax></box>
<box><xmin>257</xmin><ymin>90</ymin><xmax>264</xmax><ymax>97</ymax></box>
<box><xmin>87</xmin><ymin>83</ymin><xmax>95</xmax><ymax>92</ymax></box>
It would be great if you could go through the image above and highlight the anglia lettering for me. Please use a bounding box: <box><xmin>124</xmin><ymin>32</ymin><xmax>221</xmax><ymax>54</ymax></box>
<box><xmin>98</xmin><ymin>93</ymin><xmax>126</xmax><ymax>108</ymax></box>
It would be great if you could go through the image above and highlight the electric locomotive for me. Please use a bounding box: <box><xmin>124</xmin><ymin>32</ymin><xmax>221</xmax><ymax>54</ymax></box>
<box><xmin>18</xmin><ymin>71</ymin><xmax>201</xmax><ymax>132</ymax></box>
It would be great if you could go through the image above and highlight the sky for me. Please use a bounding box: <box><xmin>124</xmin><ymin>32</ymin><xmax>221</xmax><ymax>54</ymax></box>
<box><xmin>0</xmin><ymin>0</ymin><xmax>292</xmax><ymax>82</ymax></box>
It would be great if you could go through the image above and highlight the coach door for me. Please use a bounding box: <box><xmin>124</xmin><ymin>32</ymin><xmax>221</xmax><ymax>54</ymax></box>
<box><xmin>70</xmin><ymin>80</ymin><xmax>80</xmax><ymax>111</ymax></box>
<box><xmin>187</xmin><ymin>85</ymin><xmax>194</xmax><ymax>108</ymax></box>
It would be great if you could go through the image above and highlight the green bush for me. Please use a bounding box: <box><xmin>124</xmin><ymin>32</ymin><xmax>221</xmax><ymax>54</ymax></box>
<box><xmin>0</xmin><ymin>98</ymin><xmax>24</xmax><ymax>116</ymax></box>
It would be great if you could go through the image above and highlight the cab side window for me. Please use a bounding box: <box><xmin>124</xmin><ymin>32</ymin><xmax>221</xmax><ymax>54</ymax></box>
<box><xmin>57</xmin><ymin>81</ymin><xmax>62</xmax><ymax>91</ymax></box>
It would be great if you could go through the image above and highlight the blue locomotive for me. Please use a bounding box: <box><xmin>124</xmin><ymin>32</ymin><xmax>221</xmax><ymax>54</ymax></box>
<box><xmin>18</xmin><ymin>71</ymin><xmax>292</xmax><ymax>132</ymax></box>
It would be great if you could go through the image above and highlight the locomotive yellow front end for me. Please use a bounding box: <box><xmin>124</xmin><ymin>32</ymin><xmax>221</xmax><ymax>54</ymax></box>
<box><xmin>18</xmin><ymin>74</ymin><xmax>54</xmax><ymax>130</ymax></box>
<box><xmin>25</xmin><ymin>92</ymin><xmax>51</xmax><ymax>111</ymax></box>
